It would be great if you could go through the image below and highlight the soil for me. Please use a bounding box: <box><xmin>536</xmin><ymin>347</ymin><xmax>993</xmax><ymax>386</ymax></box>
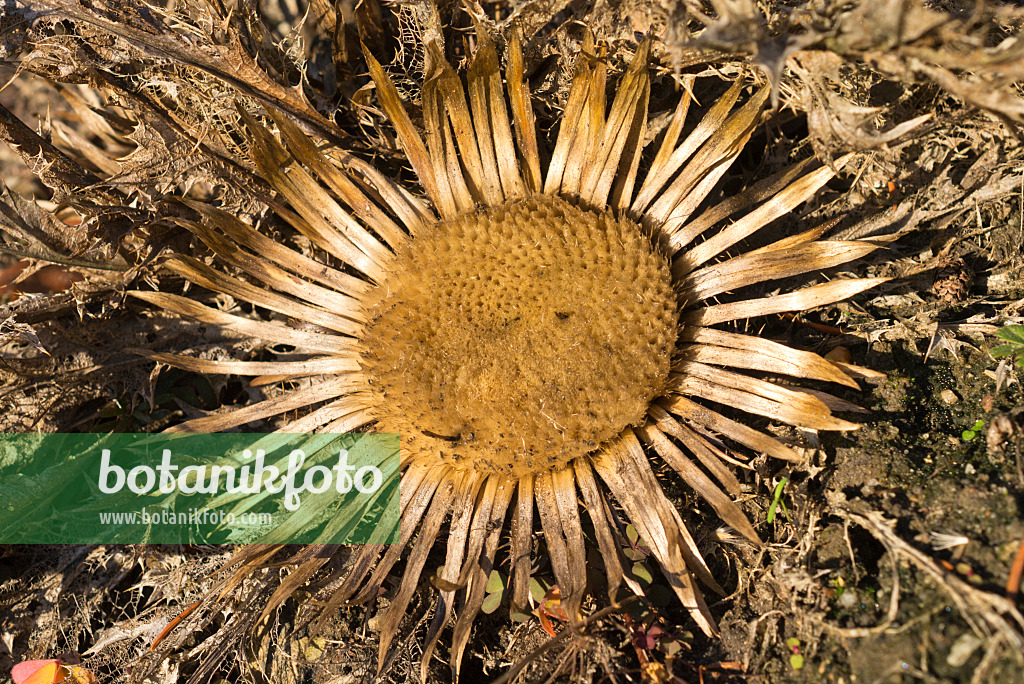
<box><xmin>1</xmin><ymin>1</ymin><xmax>1023</xmax><ymax>683</ymax></box>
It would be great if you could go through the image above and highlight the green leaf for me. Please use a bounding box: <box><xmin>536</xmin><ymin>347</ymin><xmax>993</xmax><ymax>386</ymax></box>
<box><xmin>626</xmin><ymin>523</ymin><xmax>639</xmax><ymax>546</ymax></box>
<box><xmin>623</xmin><ymin>547</ymin><xmax>645</xmax><ymax>561</ymax></box>
<box><xmin>485</xmin><ymin>569</ymin><xmax>504</xmax><ymax>594</ymax></box>
<box><xmin>790</xmin><ymin>654</ymin><xmax>804</xmax><ymax>670</ymax></box>
<box><xmin>992</xmin><ymin>325</ymin><xmax>1024</xmax><ymax>365</ymax></box>
<box><xmin>990</xmin><ymin>344</ymin><xmax>1019</xmax><ymax>358</ymax></box>
<box><xmin>481</xmin><ymin>591</ymin><xmax>502</xmax><ymax>614</ymax></box>
<box><xmin>996</xmin><ymin>324</ymin><xmax>1024</xmax><ymax>346</ymax></box>
<box><xmin>529</xmin><ymin>577</ymin><xmax>547</xmax><ymax>603</ymax></box>
<box><xmin>632</xmin><ymin>562</ymin><xmax>653</xmax><ymax>584</ymax></box>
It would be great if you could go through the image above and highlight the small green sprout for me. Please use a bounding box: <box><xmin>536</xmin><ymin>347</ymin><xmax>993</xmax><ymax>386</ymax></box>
<box><xmin>624</xmin><ymin>523</ymin><xmax>655</xmax><ymax>584</ymax></box>
<box><xmin>786</xmin><ymin>637</ymin><xmax>804</xmax><ymax>670</ymax></box>
<box><xmin>767</xmin><ymin>477</ymin><xmax>790</xmax><ymax>524</ymax></box>
<box><xmin>962</xmin><ymin>419</ymin><xmax>985</xmax><ymax>441</ymax></box>
<box><xmin>481</xmin><ymin>569</ymin><xmax>505</xmax><ymax>614</ymax></box>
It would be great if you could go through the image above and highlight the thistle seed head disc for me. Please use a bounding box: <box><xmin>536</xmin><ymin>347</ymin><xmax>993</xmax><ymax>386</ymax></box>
<box><xmin>361</xmin><ymin>195</ymin><xmax>677</xmax><ymax>478</ymax></box>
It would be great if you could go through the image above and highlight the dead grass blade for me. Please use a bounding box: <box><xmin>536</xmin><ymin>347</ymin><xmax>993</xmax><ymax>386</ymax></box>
<box><xmin>241</xmin><ymin>109</ymin><xmax>389</xmax><ymax>280</ymax></box>
<box><xmin>362</xmin><ymin>43</ymin><xmax>441</xmax><ymax>212</ymax></box>
<box><xmin>468</xmin><ymin>22</ymin><xmax>524</xmax><ymax>202</ymax></box>
<box><xmin>175</xmin><ymin>197</ymin><xmax>370</xmax><ymax>297</ymax></box>
<box><xmin>646</xmin><ymin>403</ymin><xmax>745</xmax><ymax>493</ymax></box>
<box><xmin>544</xmin><ymin>31</ymin><xmax>600</xmax><ymax>196</ymax></box>
<box><xmin>422</xmin><ymin>472</ymin><xmax>482</xmax><ymax>683</ymax></box>
<box><xmin>421</xmin><ymin>64</ymin><xmax>474</xmax><ymax>216</ymax></box>
<box><xmin>271</xmin><ymin>398</ymin><xmax>373</xmax><ymax>433</ymax></box>
<box><xmin>376</xmin><ymin>472</ymin><xmax>457</xmax><ymax>668</ymax></box>
<box><xmin>508</xmin><ymin>475</ymin><xmax>535</xmax><ymax>614</ymax></box>
<box><xmin>426</xmin><ymin>42</ymin><xmax>490</xmax><ymax>203</ymax></box>
<box><xmin>174</xmin><ymin>217</ymin><xmax>366</xmax><ymax>321</ymax></box>
<box><xmin>264</xmin><ymin>109</ymin><xmax>407</xmax><ymax>249</ymax></box>
<box><xmin>573</xmin><ymin>458</ymin><xmax>640</xmax><ymax>601</ymax></box>
<box><xmin>350</xmin><ymin>465</ymin><xmax>452</xmax><ymax>605</ymax></box>
<box><xmin>131</xmin><ymin>350</ymin><xmax>359</xmax><ymax>376</ymax></box>
<box><xmin>652</xmin><ymin>88</ymin><xmax>769</xmax><ymax>233</ymax></box>
<box><xmin>580</xmin><ymin>38</ymin><xmax>650</xmax><ymax>209</ymax></box>
<box><xmin>647</xmin><ymin>77</ymin><xmax>694</xmax><ymax>183</ymax></box>
<box><xmin>669</xmin><ymin>158</ymin><xmax>815</xmax><ymax>254</ymax></box>
<box><xmin>633</xmin><ymin>79</ymin><xmax>744</xmax><ymax>215</ymax></box>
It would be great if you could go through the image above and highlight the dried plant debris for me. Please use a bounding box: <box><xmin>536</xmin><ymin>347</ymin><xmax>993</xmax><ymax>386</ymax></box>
<box><xmin>0</xmin><ymin>1</ymin><xmax>1022</xmax><ymax>683</ymax></box>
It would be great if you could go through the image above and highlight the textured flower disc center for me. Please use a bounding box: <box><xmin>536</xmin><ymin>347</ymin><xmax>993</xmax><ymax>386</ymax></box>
<box><xmin>361</xmin><ymin>195</ymin><xmax>677</xmax><ymax>478</ymax></box>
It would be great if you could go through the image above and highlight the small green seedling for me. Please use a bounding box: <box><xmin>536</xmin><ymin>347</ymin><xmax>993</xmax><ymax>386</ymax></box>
<box><xmin>767</xmin><ymin>477</ymin><xmax>790</xmax><ymax>524</ymax></box>
<box><xmin>481</xmin><ymin>569</ymin><xmax>505</xmax><ymax>614</ymax></box>
<box><xmin>624</xmin><ymin>523</ymin><xmax>650</xmax><ymax>561</ymax></box>
<box><xmin>991</xmin><ymin>324</ymin><xmax>1024</xmax><ymax>369</ymax></box>
<box><xmin>786</xmin><ymin>637</ymin><xmax>804</xmax><ymax>670</ymax></box>
<box><xmin>624</xmin><ymin>524</ymin><xmax>655</xmax><ymax>585</ymax></box>
<box><xmin>962</xmin><ymin>419</ymin><xmax>985</xmax><ymax>441</ymax></box>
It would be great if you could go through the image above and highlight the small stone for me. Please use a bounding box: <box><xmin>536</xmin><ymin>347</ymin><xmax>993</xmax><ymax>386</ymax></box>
<box><xmin>940</xmin><ymin>389</ymin><xmax>959</xmax><ymax>405</ymax></box>
<box><xmin>946</xmin><ymin>632</ymin><xmax>982</xmax><ymax>667</ymax></box>
<box><xmin>838</xmin><ymin>589</ymin><xmax>858</xmax><ymax>608</ymax></box>
<box><xmin>964</xmin><ymin>464</ymin><xmax>976</xmax><ymax>475</ymax></box>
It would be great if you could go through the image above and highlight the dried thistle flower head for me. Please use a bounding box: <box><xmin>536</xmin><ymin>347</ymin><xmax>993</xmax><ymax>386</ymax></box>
<box><xmin>362</xmin><ymin>195</ymin><xmax>676</xmax><ymax>478</ymax></box>
<box><xmin>136</xmin><ymin>19</ymin><xmax>887</xmax><ymax>678</ymax></box>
